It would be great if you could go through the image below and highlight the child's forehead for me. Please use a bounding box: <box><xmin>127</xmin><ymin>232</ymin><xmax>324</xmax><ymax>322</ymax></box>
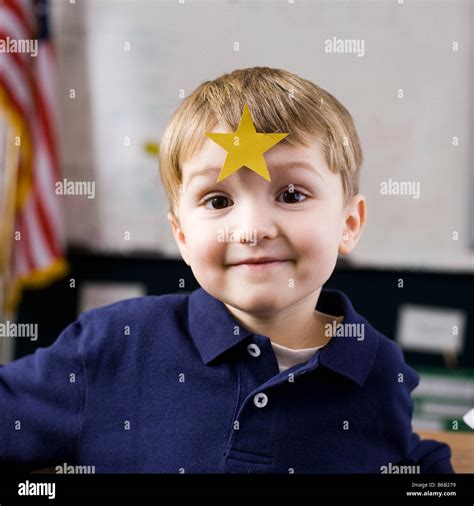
<box><xmin>181</xmin><ymin>133</ymin><xmax>326</xmax><ymax>183</ymax></box>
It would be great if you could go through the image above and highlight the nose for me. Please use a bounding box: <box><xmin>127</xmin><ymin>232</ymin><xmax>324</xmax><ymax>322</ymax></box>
<box><xmin>231</xmin><ymin>196</ymin><xmax>279</xmax><ymax>244</ymax></box>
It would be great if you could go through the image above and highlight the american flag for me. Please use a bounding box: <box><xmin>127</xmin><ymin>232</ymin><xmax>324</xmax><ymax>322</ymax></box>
<box><xmin>0</xmin><ymin>0</ymin><xmax>67</xmax><ymax>315</ymax></box>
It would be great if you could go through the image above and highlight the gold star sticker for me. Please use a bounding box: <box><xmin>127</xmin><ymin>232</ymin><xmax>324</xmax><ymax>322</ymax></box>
<box><xmin>205</xmin><ymin>104</ymin><xmax>289</xmax><ymax>183</ymax></box>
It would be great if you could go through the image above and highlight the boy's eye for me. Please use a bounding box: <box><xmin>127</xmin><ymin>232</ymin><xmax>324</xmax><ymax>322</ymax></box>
<box><xmin>202</xmin><ymin>189</ymin><xmax>308</xmax><ymax>210</ymax></box>
<box><xmin>204</xmin><ymin>195</ymin><xmax>233</xmax><ymax>210</ymax></box>
<box><xmin>278</xmin><ymin>189</ymin><xmax>307</xmax><ymax>204</ymax></box>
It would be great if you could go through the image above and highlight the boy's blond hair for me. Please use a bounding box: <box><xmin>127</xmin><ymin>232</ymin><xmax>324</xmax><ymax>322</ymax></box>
<box><xmin>159</xmin><ymin>67</ymin><xmax>363</xmax><ymax>219</ymax></box>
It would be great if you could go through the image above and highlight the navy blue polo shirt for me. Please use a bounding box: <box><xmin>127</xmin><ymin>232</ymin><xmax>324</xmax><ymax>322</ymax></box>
<box><xmin>0</xmin><ymin>287</ymin><xmax>454</xmax><ymax>473</ymax></box>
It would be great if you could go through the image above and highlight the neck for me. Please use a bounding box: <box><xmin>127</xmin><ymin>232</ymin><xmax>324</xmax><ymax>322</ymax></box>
<box><xmin>224</xmin><ymin>287</ymin><xmax>334</xmax><ymax>349</ymax></box>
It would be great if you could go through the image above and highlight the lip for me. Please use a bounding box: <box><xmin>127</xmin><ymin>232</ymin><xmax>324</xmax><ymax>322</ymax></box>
<box><xmin>230</xmin><ymin>260</ymin><xmax>289</xmax><ymax>269</ymax></box>
<box><xmin>231</xmin><ymin>256</ymin><xmax>287</xmax><ymax>265</ymax></box>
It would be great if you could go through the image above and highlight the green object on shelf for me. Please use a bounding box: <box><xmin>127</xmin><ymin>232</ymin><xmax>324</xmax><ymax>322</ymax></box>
<box><xmin>144</xmin><ymin>141</ymin><xmax>160</xmax><ymax>156</ymax></box>
<box><xmin>411</xmin><ymin>366</ymin><xmax>474</xmax><ymax>432</ymax></box>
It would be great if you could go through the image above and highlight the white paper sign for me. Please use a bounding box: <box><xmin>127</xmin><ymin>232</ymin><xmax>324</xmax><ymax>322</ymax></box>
<box><xmin>396</xmin><ymin>304</ymin><xmax>466</xmax><ymax>354</ymax></box>
<box><xmin>79</xmin><ymin>282</ymin><xmax>146</xmax><ymax>314</ymax></box>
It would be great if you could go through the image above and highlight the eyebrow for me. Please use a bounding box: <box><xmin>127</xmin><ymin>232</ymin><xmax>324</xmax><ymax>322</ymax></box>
<box><xmin>185</xmin><ymin>161</ymin><xmax>325</xmax><ymax>189</ymax></box>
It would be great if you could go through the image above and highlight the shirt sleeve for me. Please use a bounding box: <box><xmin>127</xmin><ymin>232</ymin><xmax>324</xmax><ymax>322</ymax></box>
<box><xmin>401</xmin><ymin>358</ymin><xmax>455</xmax><ymax>473</ymax></box>
<box><xmin>381</xmin><ymin>334</ymin><xmax>456</xmax><ymax>474</ymax></box>
<box><xmin>404</xmin><ymin>433</ymin><xmax>455</xmax><ymax>473</ymax></box>
<box><xmin>0</xmin><ymin>317</ymin><xmax>87</xmax><ymax>470</ymax></box>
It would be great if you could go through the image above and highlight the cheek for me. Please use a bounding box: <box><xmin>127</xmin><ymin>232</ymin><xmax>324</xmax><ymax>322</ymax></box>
<box><xmin>288</xmin><ymin>213</ymin><xmax>341</xmax><ymax>278</ymax></box>
<box><xmin>290</xmin><ymin>212</ymin><xmax>339</xmax><ymax>255</ymax></box>
<box><xmin>183</xmin><ymin>222</ymin><xmax>227</xmax><ymax>292</ymax></box>
<box><xmin>185</xmin><ymin>221</ymin><xmax>225</xmax><ymax>266</ymax></box>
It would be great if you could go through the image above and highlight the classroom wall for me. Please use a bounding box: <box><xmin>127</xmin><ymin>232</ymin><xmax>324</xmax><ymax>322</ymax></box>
<box><xmin>50</xmin><ymin>0</ymin><xmax>474</xmax><ymax>271</ymax></box>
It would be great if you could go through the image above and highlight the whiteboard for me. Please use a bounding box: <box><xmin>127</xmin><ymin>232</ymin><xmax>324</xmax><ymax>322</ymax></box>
<box><xmin>51</xmin><ymin>0</ymin><xmax>474</xmax><ymax>271</ymax></box>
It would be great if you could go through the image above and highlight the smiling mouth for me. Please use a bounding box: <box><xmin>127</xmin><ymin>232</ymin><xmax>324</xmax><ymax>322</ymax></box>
<box><xmin>230</xmin><ymin>260</ymin><xmax>289</xmax><ymax>269</ymax></box>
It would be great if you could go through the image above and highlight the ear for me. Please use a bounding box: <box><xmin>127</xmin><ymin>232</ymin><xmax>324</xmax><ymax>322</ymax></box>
<box><xmin>167</xmin><ymin>211</ymin><xmax>191</xmax><ymax>266</ymax></box>
<box><xmin>338</xmin><ymin>194</ymin><xmax>366</xmax><ymax>255</ymax></box>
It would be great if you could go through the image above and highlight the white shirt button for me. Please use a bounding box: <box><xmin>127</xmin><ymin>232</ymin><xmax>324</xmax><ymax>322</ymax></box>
<box><xmin>253</xmin><ymin>392</ymin><xmax>268</xmax><ymax>408</ymax></box>
<box><xmin>247</xmin><ymin>343</ymin><xmax>261</xmax><ymax>357</ymax></box>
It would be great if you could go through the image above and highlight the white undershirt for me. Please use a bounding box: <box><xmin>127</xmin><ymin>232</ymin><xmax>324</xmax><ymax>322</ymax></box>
<box><xmin>271</xmin><ymin>341</ymin><xmax>324</xmax><ymax>373</ymax></box>
<box><xmin>270</xmin><ymin>310</ymin><xmax>343</xmax><ymax>373</ymax></box>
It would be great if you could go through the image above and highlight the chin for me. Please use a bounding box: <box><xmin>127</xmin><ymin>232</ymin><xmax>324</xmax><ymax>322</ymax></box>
<box><xmin>229</xmin><ymin>292</ymin><xmax>287</xmax><ymax>315</ymax></box>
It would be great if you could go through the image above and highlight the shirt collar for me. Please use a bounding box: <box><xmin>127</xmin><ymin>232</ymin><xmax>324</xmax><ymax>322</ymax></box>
<box><xmin>188</xmin><ymin>287</ymin><xmax>379</xmax><ymax>387</ymax></box>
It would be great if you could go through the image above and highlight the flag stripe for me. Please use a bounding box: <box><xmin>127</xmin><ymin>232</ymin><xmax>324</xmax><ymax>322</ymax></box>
<box><xmin>0</xmin><ymin>6</ymin><xmax>30</xmax><ymax>41</ymax></box>
<box><xmin>23</xmin><ymin>193</ymin><xmax>52</xmax><ymax>268</ymax></box>
<box><xmin>33</xmin><ymin>181</ymin><xmax>61</xmax><ymax>259</ymax></box>
<box><xmin>16</xmin><ymin>210</ymin><xmax>35</xmax><ymax>272</ymax></box>
<box><xmin>31</xmin><ymin>51</ymin><xmax>59</xmax><ymax>179</ymax></box>
<box><xmin>34</xmin><ymin>119</ymin><xmax>63</xmax><ymax>249</ymax></box>
<box><xmin>1</xmin><ymin>54</ymin><xmax>32</xmax><ymax>120</ymax></box>
<box><xmin>4</xmin><ymin>0</ymin><xmax>34</xmax><ymax>35</ymax></box>
<box><xmin>36</xmin><ymin>42</ymin><xmax>60</xmax><ymax>134</ymax></box>
<box><xmin>7</xmin><ymin>0</ymin><xmax>35</xmax><ymax>24</ymax></box>
<box><xmin>0</xmin><ymin>29</ymin><xmax>30</xmax><ymax>73</ymax></box>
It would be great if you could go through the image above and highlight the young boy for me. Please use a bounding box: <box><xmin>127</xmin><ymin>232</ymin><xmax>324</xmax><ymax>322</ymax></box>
<box><xmin>0</xmin><ymin>67</ymin><xmax>453</xmax><ymax>473</ymax></box>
